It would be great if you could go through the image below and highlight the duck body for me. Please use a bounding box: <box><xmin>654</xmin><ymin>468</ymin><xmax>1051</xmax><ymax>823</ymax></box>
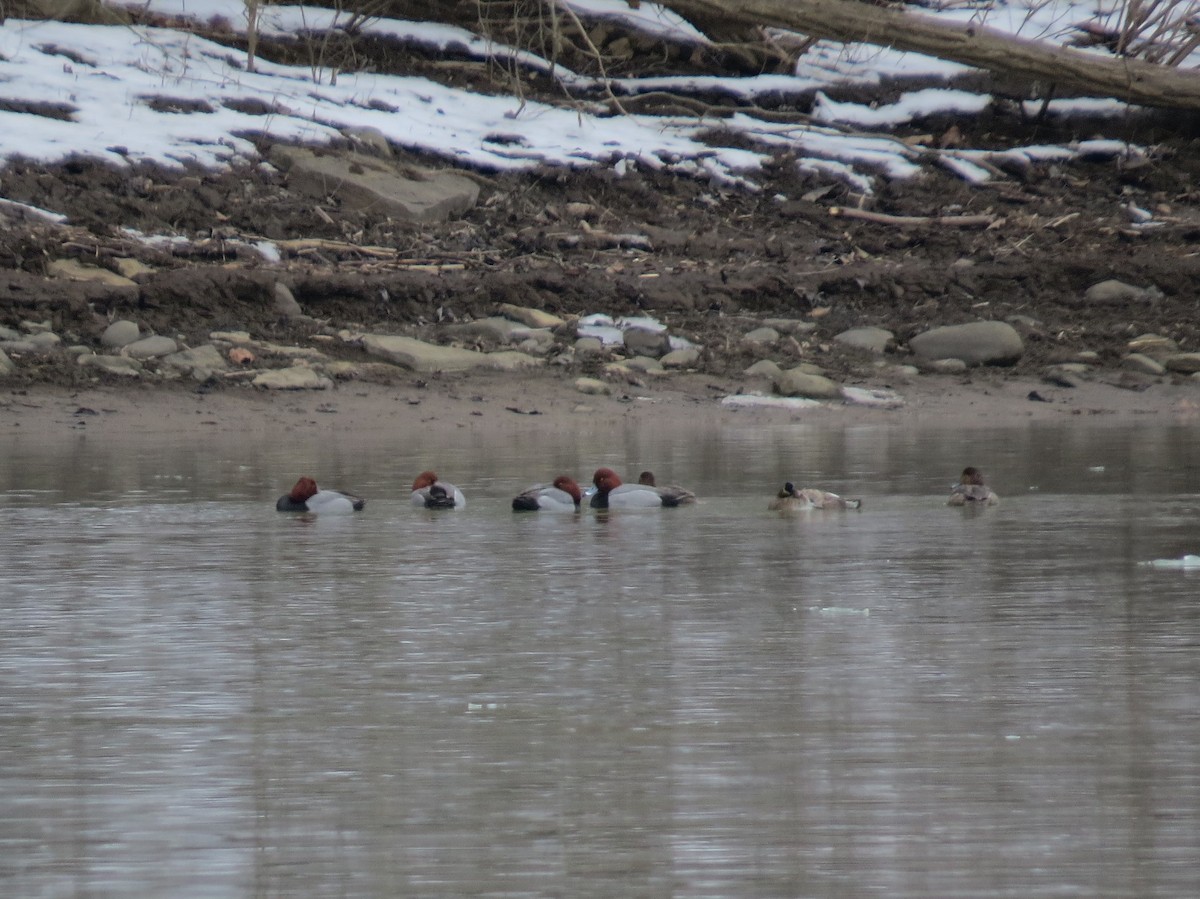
<box><xmin>768</xmin><ymin>482</ymin><xmax>861</xmax><ymax>512</ymax></box>
<box><xmin>948</xmin><ymin>467</ymin><xmax>999</xmax><ymax>506</ymax></box>
<box><xmin>589</xmin><ymin>467</ymin><xmax>696</xmax><ymax>509</ymax></box>
<box><xmin>411</xmin><ymin>470</ymin><xmax>466</xmax><ymax>510</ymax></box>
<box><xmin>512</xmin><ymin>476</ymin><xmax>583</xmax><ymax>512</ymax></box>
<box><xmin>276</xmin><ymin>477</ymin><xmax>365</xmax><ymax>514</ymax></box>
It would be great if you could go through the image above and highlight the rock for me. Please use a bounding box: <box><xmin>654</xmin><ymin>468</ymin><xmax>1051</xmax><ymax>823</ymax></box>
<box><xmin>660</xmin><ymin>347</ymin><xmax>700</xmax><ymax>369</ymax></box>
<box><xmin>101</xmin><ymin>319</ymin><xmax>141</xmax><ymax>348</ymax></box>
<box><xmin>162</xmin><ymin>344</ymin><xmax>229</xmax><ymax>379</ymax></box>
<box><xmin>1072</xmin><ymin>351</ymin><xmax>1102</xmax><ymax>365</ymax></box>
<box><xmin>774</xmin><ymin>368</ymin><xmax>842</xmax><ymax>400</ymax></box>
<box><xmin>619</xmin><ymin>356</ymin><xmax>666</xmax><ymax>375</ymax></box>
<box><xmin>113</xmin><ymin>257</ymin><xmax>155</xmax><ymax>279</ymax></box>
<box><xmin>908</xmin><ymin>321</ymin><xmax>1023</xmax><ymax>366</ymax></box>
<box><xmin>623</xmin><ymin>327</ymin><xmax>671</xmax><ymax>358</ymax></box>
<box><xmin>342</xmin><ymin>125</ymin><xmax>393</xmax><ymax>157</ymax></box>
<box><xmin>0</xmin><ymin>348</ymin><xmax>14</xmax><ymax>375</ymax></box>
<box><xmin>1127</xmin><ymin>333</ymin><xmax>1178</xmax><ymax>359</ymax></box>
<box><xmin>27</xmin><ymin>331</ymin><xmax>62</xmax><ymax>349</ymax></box>
<box><xmin>742</xmin><ymin>326</ymin><xmax>780</xmax><ymax>346</ymax></box>
<box><xmin>1122</xmin><ymin>353</ymin><xmax>1166</xmax><ymax>376</ymax></box>
<box><xmin>1084</xmin><ymin>279</ymin><xmax>1162</xmax><ymax>305</ymax></box>
<box><xmin>0</xmin><ymin>325</ymin><xmax>19</xmax><ymax>341</ymax></box>
<box><xmin>921</xmin><ymin>358</ymin><xmax>969</xmax><ymax>374</ymax></box>
<box><xmin>447</xmin><ymin>317</ymin><xmax>526</xmax><ymax>345</ymax></box>
<box><xmin>274</xmin><ymin>283</ymin><xmax>305</xmax><ymax>319</ymax></box>
<box><xmin>575</xmin><ymin>377</ymin><xmax>612</xmax><ymax>396</ymax></box>
<box><xmin>78</xmin><ymin>354</ymin><xmax>143</xmax><ymax>376</ymax></box>
<box><xmin>744</xmin><ymin>359</ymin><xmax>782</xmax><ymax>379</ymax></box>
<box><xmin>574</xmin><ymin>337</ymin><xmax>606</xmax><ymax>358</ymax></box>
<box><xmin>211</xmin><ymin>330</ymin><xmax>254</xmax><ymax>345</ymax></box>
<box><xmin>1163</xmin><ymin>353</ymin><xmax>1200</xmax><ymax>374</ymax></box>
<box><xmin>125</xmin><ymin>335</ymin><xmax>178</xmax><ymax>359</ymax></box>
<box><xmin>1042</xmin><ymin>365</ymin><xmax>1085</xmax><ymax>388</ymax></box>
<box><xmin>0</xmin><ymin>340</ymin><xmax>37</xmax><ymax>354</ymax></box>
<box><xmin>834</xmin><ymin>326</ymin><xmax>893</xmax><ymax>354</ymax></box>
<box><xmin>499</xmin><ymin>303</ymin><xmax>564</xmax><ymax>329</ymax></box>
<box><xmin>253</xmin><ymin>367</ymin><xmax>332</xmax><ymax>390</ymax></box>
<box><xmin>47</xmin><ymin>258</ymin><xmax>138</xmax><ymax>288</ymax></box>
<box><xmin>20</xmin><ymin>319</ymin><xmax>52</xmax><ymax>333</ymax></box>
<box><xmin>764</xmin><ymin>318</ymin><xmax>817</xmax><ymax>335</ymax></box>
<box><xmin>362</xmin><ymin>334</ymin><xmax>538</xmax><ymax>372</ymax></box>
<box><xmin>269</xmin><ymin>146</ymin><xmax>479</xmax><ymax>223</ymax></box>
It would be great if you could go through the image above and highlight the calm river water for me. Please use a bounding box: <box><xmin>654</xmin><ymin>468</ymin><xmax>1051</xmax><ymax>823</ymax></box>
<box><xmin>1</xmin><ymin>415</ymin><xmax>1198</xmax><ymax>897</ymax></box>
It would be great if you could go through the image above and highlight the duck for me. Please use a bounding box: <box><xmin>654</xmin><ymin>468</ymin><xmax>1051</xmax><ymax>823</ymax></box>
<box><xmin>512</xmin><ymin>475</ymin><xmax>583</xmax><ymax>512</ymax></box>
<box><xmin>768</xmin><ymin>482</ymin><xmax>861</xmax><ymax>512</ymax></box>
<box><xmin>948</xmin><ymin>466</ymin><xmax>999</xmax><ymax>506</ymax></box>
<box><xmin>589</xmin><ymin>467</ymin><xmax>696</xmax><ymax>509</ymax></box>
<box><xmin>411</xmin><ymin>470</ymin><xmax>466</xmax><ymax>509</ymax></box>
<box><xmin>276</xmin><ymin>476</ymin><xmax>365</xmax><ymax>514</ymax></box>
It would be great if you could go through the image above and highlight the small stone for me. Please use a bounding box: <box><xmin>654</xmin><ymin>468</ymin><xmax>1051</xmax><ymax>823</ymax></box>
<box><xmin>101</xmin><ymin>320</ymin><xmax>141</xmax><ymax>348</ymax></box>
<box><xmin>661</xmin><ymin>347</ymin><xmax>700</xmax><ymax>369</ymax></box>
<box><xmin>252</xmin><ymin>367</ymin><xmax>333</xmax><ymax>390</ymax></box>
<box><xmin>499</xmin><ymin>303</ymin><xmax>564</xmax><ymax>329</ymax></box>
<box><xmin>1126</xmin><ymin>333</ymin><xmax>1178</xmax><ymax>359</ymax></box>
<box><xmin>921</xmin><ymin>358</ymin><xmax>969</xmax><ymax>374</ymax></box>
<box><xmin>20</xmin><ymin>319</ymin><xmax>52</xmax><ymax>333</ymax></box>
<box><xmin>744</xmin><ymin>359</ymin><xmax>782</xmax><ymax>379</ymax></box>
<box><xmin>742</xmin><ymin>327</ymin><xmax>780</xmax><ymax>347</ymax></box>
<box><xmin>0</xmin><ymin>348</ymin><xmax>14</xmax><ymax>375</ymax></box>
<box><xmin>1122</xmin><ymin>353</ymin><xmax>1165</xmax><ymax>376</ymax></box>
<box><xmin>574</xmin><ymin>337</ymin><xmax>606</xmax><ymax>358</ymax></box>
<box><xmin>163</xmin><ymin>344</ymin><xmax>229</xmax><ymax>379</ymax></box>
<box><xmin>113</xmin><ymin>257</ymin><xmax>155</xmax><ymax>278</ymax></box>
<box><xmin>78</xmin><ymin>354</ymin><xmax>143</xmax><ymax>376</ymax></box>
<box><xmin>125</xmin><ymin>336</ymin><xmax>178</xmax><ymax>359</ymax></box>
<box><xmin>621</xmin><ymin>356</ymin><xmax>666</xmax><ymax>375</ymax></box>
<box><xmin>448</xmin><ymin>317</ymin><xmax>526</xmax><ymax>344</ymax></box>
<box><xmin>1163</xmin><ymin>353</ymin><xmax>1200</xmax><ymax>375</ymax></box>
<box><xmin>211</xmin><ymin>330</ymin><xmax>254</xmax><ymax>345</ymax></box>
<box><xmin>774</xmin><ymin>368</ymin><xmax>842</xmax><ymax>400</ymax></box>
<box><xmin>1084</xmin><ymin>279</ymin><xmax>1161</xmax><ymax>305</ymax></box>
<box><xmin>47</xmin><ymin>258</ymin><xmax>138</xmax><ymax>288</ymax></box>
<box><xmin>575</xmin><ymin>376</ymin><xmax>612</xmax><ymax>396</ymax></box>
<box><xmin>274</xmin><ymin>283</ymin><xmax>305</xmax><ymax>319</ymax></box>
<box><xmin>0</xmin><ymin>325</ymin><xmax>19</xmax><ymax>341</ymax></box>
<box><xmin>834</xmin><ymin>326</ymin><xmax>894</xmax><ymax>354</ymax></box>
<box><xmin>1072</xmin><ymin>351</ymin><xmax>1102</xmax><ymax>365</ymax></box>
<box><xmin>623</xmin><ymin>327</ymin><xmax>671</xmax><ymax>358</ymax></box>
<box><xmin>764</xmin><ymin>318</ymin><xmax>817</xmax><ymax>335</ymax></box>
<box><xmin>27</xmin><ymin>331</ymin><xmax>62</xmax><ymax>349</ymax></box>
<box><xmin>1042</xmin><ymin>365</ymin><xmax>1085</xmax><ymax>388</ymax></box>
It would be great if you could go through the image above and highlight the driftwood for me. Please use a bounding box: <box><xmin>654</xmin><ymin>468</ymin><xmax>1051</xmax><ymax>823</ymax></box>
<box><xmin>829</xmin><ymin>207</ymin><xmax>999</xmax><ymax>228</ymax></box>
<box><xmin>663</xmin><ymin>0</ymin><xmax>1200</xmax><ymax>111</ymax></box>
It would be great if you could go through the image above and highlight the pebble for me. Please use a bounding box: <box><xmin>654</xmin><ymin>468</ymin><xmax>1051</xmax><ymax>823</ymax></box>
<box><xmin>101</xmin><ymin>319</ymin><xmax>141</xmax><ymax>348</ymax></box>
<box><xmin>162</xmin><ymin>344</ymin><xmax>229</xmax><ymax>379</ymax></box>
<box><xmin>623</xmin><ymin>327</ymin><xmax>671</xmax><ymax>358</ymax></box>
<box><xmin>252</xmin><ymin>367</ymin><xmax>332</xmax><ymax>390</ymax></box>
<box><xmin>1122</xmin><ymin>353</ymin><xmax>1165</xmax><ymax>376</ymax></box>
<box><xmin>774</xmin><ymin>368</ymin><xmax>842</xmax><ymax>400</ymax></box>
<box><xmin>1083</xmin><ymin>279</ymin><xmax>1161</xmax><ymax>305</ymax></box>
<box><xmin>27</xmin><ymin>331</ymin><xmax>62</xmax><ymax>349</ymax></box>
<box><xmin>744</xmin><ymin>359</ymin><xmax>782</xmax><ymax>379</ymax></box>
<box><xmin>574</xmin><ymin>337</ymin><xmax>606</xmax><ymax>358</ymax></box>
<box><xmin>125</xmin><ymin>336</ymin><xmax>178</xmax><ymax>359</ymax></box>
<box><xmin>0</xmin><ymin>348</ymin><xmax>14</xmax><ymax>375</ymax></box>
<box><xmin>78</xmin><ymin>354</ymin><xmax>143</xmax><ymax>376</ymax></box>
<box><xmin>921</xmin><ymin>358</ymin><xmax>969</xmax><ymax>374</ymax></box>
<box><xmin>575</xmin><ymin>377</ymin><xmax>612</xmax><ymax>396</ymax></box>
<box><xmin>1163</xmin><ymin>353</ymin><xmax>1200</xmax><ymax>375</ymax></box>
<box><xmin>1127</xmin><ymin>334</ymin><xmax>1178</xmax><ymax>359</ymax></box>
<box><xmin>499</xmin><ymin>303</ymin><xmax>564</xmax><ymax>329</ymax></box>
<box><xmin>834</xmin><ymin>326</ymin><xmax>893</xmax><ymax>354</ymax></box>
<box><xmin>763</xmin><ymin>318</ymin><xmax>817</xmax><ymax>335</ymax></box>
<box><xmin>660</xmin><ymin>347</ymin><xmax>700</xmax><ymax>369</ymax></box>
<box><xmin>0</xmin><ymin>325</ymin><xmax>19</xmax><ymax>341</ymax></box>
<box><xmin>741</xmin><ymin>327</ymin><xmax>780</xmax><ymax>347</ymax></box>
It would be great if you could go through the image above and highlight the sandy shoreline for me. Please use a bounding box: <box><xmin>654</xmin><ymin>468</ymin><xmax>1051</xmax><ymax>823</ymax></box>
<box><xmin>5</xmin><ymin>368</ymin><xmax>1199</xmax><ymax>445</ymax></box>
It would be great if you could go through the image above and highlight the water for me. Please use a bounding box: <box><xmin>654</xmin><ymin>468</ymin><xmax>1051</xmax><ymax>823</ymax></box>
<box><xmin>2</xmin><ymin>418</ymin><xmax>1199</xmax><ymax>897</ymax></box>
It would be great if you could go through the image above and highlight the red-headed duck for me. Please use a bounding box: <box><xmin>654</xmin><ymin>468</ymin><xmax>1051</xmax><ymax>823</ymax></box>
<box><xmin>411</xmin><ymin>470</ymin><xmax>466</xmax><ymax>509</ymax></box>
<box><xmin>768</xmin><ymin>482</ymin><xmax>861</xmax><ymax>512</ymax></box>
<box><xmin>948</xmin><ymin>467</ymin><xmax>999</xmax><ymax>506</ymax></box>
<box><xmin>512</xmin><ymin>476</ymin><xmax>583</xmax><ymax>512</ymax></box>
<box><xmin>589</xmin><ymin>467</ymin><xmax>696</xmax><ymax>509</ymax></box>
<box><xmin>276</xmin><ymin>476</ymin><xmax>365</xmax><ymax>514</ymax></box>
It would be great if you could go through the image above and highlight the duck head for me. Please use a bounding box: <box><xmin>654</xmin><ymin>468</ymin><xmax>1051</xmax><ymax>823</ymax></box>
<box><xmin>289</xmin><ymin>477</ymin><xmax>319</xmax><ymax>502</ymax></box>
<box><xmin>776</xmin><ymin>482</ymin><xmax>798</xmax><ymax>499</ymax></box>
<box><xmin>957</xmin><ymin>467</ymin><xmax>986</xmax><ymax>487</ymax></box>
<box><xmin>637</xmin><ymin>471</ymin><xmax>657</xmax><ymax>486</ymax></box>
<box><xmin>592</xmin><ymin>467</ymin><xmax>622</xmax><ymax>496</ymax></box>
<box><xmin>412</xmin><ymin>470</ymin><xmax>439</xmax><ymax>491</ymax></box>
<box><xmin>553</xmin><ymin>475</ymin><xmax>583</xmax><ymax>506</ymax></box>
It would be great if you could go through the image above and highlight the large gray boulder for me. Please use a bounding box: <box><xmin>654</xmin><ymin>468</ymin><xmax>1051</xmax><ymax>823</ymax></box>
<box><xmin>909</xmin><ymin>321</ymin><xmax>1023</xmax><ymax>366</ymax></box>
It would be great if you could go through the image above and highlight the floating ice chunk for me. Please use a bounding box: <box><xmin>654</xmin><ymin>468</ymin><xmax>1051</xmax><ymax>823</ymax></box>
<box><xmin>1141</xmin><ymin>555</ymin><xmax>1200</xmax><ymax>569</ymax></box>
